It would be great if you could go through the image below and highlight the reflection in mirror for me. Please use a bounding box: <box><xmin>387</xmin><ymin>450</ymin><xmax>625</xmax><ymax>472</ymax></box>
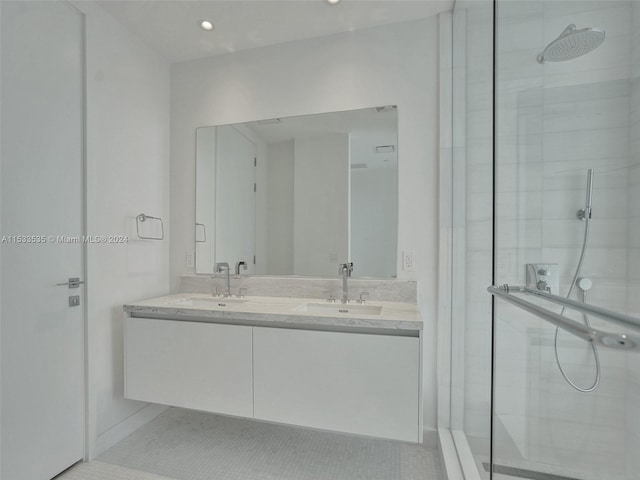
<box><xmin>195</xmin><ymin>106</ymin><xmax>398</xmax><ymax>278</ymax></box>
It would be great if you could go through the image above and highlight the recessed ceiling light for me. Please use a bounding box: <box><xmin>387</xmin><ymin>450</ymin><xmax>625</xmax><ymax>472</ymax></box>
<box><xmin>327</xmin><ymin>0</ymin><xmax>341</xmax><ymax>4</ymax></box>
<box><xmin>200</xmin><ymin>20</ymin><xmax>214</xmax><ymax>31</ymax></box>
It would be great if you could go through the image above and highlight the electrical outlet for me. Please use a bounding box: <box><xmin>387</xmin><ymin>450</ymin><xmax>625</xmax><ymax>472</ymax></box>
<box><xmin>403</xmin><ymin>251</ymin><xmax>415</xmax><ymax>272</ymax></box>
<box><xmin>185</xmin><ymin>251</ymin><xmax>194</xmax><ymax>268</ymax></box>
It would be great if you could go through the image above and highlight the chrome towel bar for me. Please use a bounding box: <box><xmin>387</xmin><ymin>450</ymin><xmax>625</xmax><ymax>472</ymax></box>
<box><xmin>488</xmin><ymin>285</ymin><xmax>640</xmax><ymax>352</ymax></box>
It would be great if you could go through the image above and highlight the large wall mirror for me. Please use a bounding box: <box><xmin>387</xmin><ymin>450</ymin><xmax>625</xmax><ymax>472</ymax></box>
<box><xmin>195</xmin><ymin>106</ymin><xmax>398</xmax><ymax>278</ymax></box>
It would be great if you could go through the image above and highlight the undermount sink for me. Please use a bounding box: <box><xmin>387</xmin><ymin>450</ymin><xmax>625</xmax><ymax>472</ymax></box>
<box><xmin>171</xmin><ymin>296</ymin><xmax>250</xmax><ymax>307</ymax></box>
<box><xmin>299</xmin><ymin>302</ymin><xmax>383</xmax><ymax>316</ymax></box>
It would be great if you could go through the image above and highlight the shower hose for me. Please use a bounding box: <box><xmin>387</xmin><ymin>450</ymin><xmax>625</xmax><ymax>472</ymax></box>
<box><xmin>554</xmin><ymin>216</ymin><xmax>601</xmax><ymax>392</ymax></box>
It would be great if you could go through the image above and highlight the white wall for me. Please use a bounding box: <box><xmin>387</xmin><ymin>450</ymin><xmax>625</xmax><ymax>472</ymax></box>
<box><xmin>71</xmin><ymin>0</ymin><xmax>171</xmax><ymax>456</ymax></box>
<box><xmin>266</xmin><ymin>140</ymin><xmax>294</xmax><ymax>274</ymax></box>
<box><xmin>170</xmin><ymin>18</ymin><xmax>440</xmax><ymax>432</ymax></box>
<box><xmin>293</xmin><ymin>134</ymin><xmax>349</xmax><ymax>276</ymax></box>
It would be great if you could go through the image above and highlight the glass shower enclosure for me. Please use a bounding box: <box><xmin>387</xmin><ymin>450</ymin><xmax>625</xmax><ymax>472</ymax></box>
<box><xmin>448</xmin><ymin>1</ymin><xmax>640</xmax><ymax>479</ymax></box>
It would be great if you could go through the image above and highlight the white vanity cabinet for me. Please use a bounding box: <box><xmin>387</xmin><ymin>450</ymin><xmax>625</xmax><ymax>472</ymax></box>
<box><xmin>123</xmin><ymin>294</ymin><xmax>423</xmax><ymax>443</ymax></box>
<box><xmin>124</xmin><ymin>317</ymin><xmax>254</xmax><ymax>418</ymax></box>
<box><xmin>253</xmin><ymin>327</ymin><xmax>421</xmax><ymax>442</ymax></box>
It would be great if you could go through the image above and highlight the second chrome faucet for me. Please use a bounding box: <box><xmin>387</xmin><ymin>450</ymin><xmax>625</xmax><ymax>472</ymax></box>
<box><xmin>339</xmin><ymin>262</ymin><xmax>353</xmax><ymax>304</ymax></box>
<box><xmin>214</xmin><ymin>262</ymin><xmax>232</xmax><ymax>297</ymax></box>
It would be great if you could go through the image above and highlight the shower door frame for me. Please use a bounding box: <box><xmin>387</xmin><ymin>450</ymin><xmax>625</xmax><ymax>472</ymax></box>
<box><xmin>436</xmin><ymin>1</ymin><xmax>497</xmax><ymax>479</ymax></box>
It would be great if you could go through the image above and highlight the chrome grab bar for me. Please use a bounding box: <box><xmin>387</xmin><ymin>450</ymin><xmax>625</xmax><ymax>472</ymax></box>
<box><xmin>502</xmin><ymin>285</ymin><xmax>640</xmax><ymax>331</ymax></box>
<box><xmin>488</xmin><ymin>285</ymin><xmax>640</xmax><ymax>352</ymax></box>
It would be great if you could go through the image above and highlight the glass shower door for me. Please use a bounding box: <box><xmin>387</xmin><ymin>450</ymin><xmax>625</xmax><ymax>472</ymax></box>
<box><xmin>491</xmin><ymin>1</ymin><xmax>640</xmax><ymax>479</ymax></box>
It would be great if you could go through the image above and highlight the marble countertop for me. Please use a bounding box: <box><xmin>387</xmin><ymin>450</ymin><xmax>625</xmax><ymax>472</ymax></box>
<box><xmin>124</xmin><ymin>293</ymin><xmax>422</xmax><ymax>333</ymax></box>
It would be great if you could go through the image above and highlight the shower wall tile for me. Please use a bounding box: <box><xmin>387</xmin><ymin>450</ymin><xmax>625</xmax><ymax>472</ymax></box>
<box><xmin>632</xmin><ymin>1</ymin><xmax>640</xmax><ymax>79</ymax></box>
<box><xmin>496</xmin><ymin>161</ymin><xmax>544</xmax><ymax>193</ymax></box>
<box><xmin>496</xmin><ymin>191</ymin><xmax>543</xmax><ymax>221</ymax></box>
<box><xmin>466</xmin><ymin>111</ymin><xmax>494</xmax><ymax>142</ymax></box>
<box><xmin>629</xmin><ymin>15</ymin><xmax>640</xmax><ymax>480</ymax></box>
<box><xmin>497</xmin><ymin>50</ymin><xmax>544</xmax><ymax>84</ymax></box>
<box><xmin>543</xmin><ymin>1</ymin><xmax>622</xmax><ymax>19</ymax></box>
<box><xmin>542</xmin><ymin>127</ymin><xmax>630</xmax><ymax>163</ymax></box>
<box><xmin>466</xmin><ymin>163</ymin><xmax>493</xmax><ymax>193</ymax></box>
<box><xmin>497</xmin><ymin>19</ymin><xmax>545</xmax><ymax>53</ymax></box>
<box><xmin>628</xmin><ymin>249</ymin><xmax>640</xmax><ymax>282</ymax></box>
<box><xmin>627</xmin><ymin>358</ymin><xmax>640</xmax><ymax>477</ymax></box>
<box><xmin>496</xmin><ymin>142</ymin><xmax>543</xmax><ymax>168</ymax></box>
<box><xmin>627</xmin><ymin>280</ymin><xmax>640</xmax><ymax>317</ymax></box>
<box><xmin>543</xmin><ymin>96</ymin><xmax>630</xmax><ymax>133</ymax></box>
<box><xmin>530</xmin><ymin>419</ymin><xmax>626</xmax><ymax>457</ymax></box>
<box><xmin>466</xmin><ymin>81</ymin><xmax>493</xmax><ymax>113</ymax></box>
<box><xmin>625</xmin><ymin>2</ymin><xmax>639</xmax><ymax>479</ymax></box>
<box><xmin>466</xmin><ymin>222</ymin><xmax>492</xmax><ymax>251</ymax></box>
<box><xmin>629</xmin><ymin>433</ymin><xmax>640</xmax><ymax>477</ymax></box>
<box><xmin>542</xmin><ymin>187</ymin><xmax>628</xmax><ymax>220</ymax></box>
<box><xmin>543</xmin><ymin>77</ymin><xmax>630</xmax><ymax>103</ymax></box>
<box><xmin>541</xmin><ymin>218</ymin><xmax>627</xmax><ymax>248</ymax></box>
<box><xmin>628</xmin><ymin>172</ymin><xmax>640</xmax><ymax>209</ymax></box>
<box><xmin>628</xmin><ymin>216</ymin><xmax>640</xmax><ymax>245</ymax></box>
<box><xmin>544</xmin><ymin>3</ymin><xmax>631</xmax><ymax>42</ymax></box>
<box><xmin>498</xmin><ymin>1</ymin><xmax>543</xmax><ymax>23</ymax></box>
<box><xmin>496</xmin><ymin>219</ymin><xmax>543</xmax><ymax>250</ymax></box>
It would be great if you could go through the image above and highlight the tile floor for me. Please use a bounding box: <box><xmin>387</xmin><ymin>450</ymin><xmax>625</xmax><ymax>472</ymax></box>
<box><xmin>60</xmin><ymin>408</ymin><xmax>444</xmax><ymax>480</ymax></box>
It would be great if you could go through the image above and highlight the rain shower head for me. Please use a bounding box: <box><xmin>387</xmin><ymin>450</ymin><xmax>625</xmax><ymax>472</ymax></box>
<box><xmin>537</xmin><ymin>24</ymin><xmax>605</xmax><ymax>64</ymax></box>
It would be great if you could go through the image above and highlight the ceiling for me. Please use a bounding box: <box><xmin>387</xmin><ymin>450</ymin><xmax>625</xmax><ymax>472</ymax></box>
<box><xmin>96</xmin><ymin>0</ymin><xmax>453</xmax><ymax>63</ymax></box>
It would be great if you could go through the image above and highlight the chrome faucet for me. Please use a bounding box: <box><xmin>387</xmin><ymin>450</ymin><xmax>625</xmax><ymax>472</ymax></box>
<box><xmin>339</xmin><ymin>262</ymin><xmax>353</xmax><ymax>304</ymax></box>
<box><xmin>235</xmin><ymin>261</ymin><xmax>247</xmax><ymax>276</ymax></box>
<box><xmin>215</xmin><ymin>262</ymin><xmax>231</xmax><ymax>297</ymax></box>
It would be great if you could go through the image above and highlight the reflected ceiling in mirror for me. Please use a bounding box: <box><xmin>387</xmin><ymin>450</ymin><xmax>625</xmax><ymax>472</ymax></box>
<box><xmin>195</xmin><ymin>106</ymin><xmax>398</xmax><ymax>278</ymax></box>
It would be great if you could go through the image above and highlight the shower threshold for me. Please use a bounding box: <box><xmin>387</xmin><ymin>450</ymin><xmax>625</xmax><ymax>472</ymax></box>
<box><xmin>483</xmin><ymin>462</ymin><xmax>581</xmax><ymax>480</ymax></box>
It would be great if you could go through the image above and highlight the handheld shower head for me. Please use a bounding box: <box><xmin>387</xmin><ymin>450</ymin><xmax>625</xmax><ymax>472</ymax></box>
<box><xmin>585</xmin><ymin>168</ymin><xmax>593</xmax><ymax>212</ymax></box>
<box><xmin>577</xmin><ymin>168</ymin><xmax>594</xmax><ymax>220</ymax></box>
<box><xmin>537</xmin><ymin>24</ymin><xmax>605</xmax><ymax>64</ymax></box>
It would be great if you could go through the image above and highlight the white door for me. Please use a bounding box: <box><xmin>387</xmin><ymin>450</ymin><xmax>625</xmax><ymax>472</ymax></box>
<box><xmin>215</xmin><ymin>125</ymin><xmax>256</xmax><ymax>273</ymax></box>
<box><xmin>1</xmin><ymin>2</ymin><xmax>85</xmax><ymax>479</ymax></box>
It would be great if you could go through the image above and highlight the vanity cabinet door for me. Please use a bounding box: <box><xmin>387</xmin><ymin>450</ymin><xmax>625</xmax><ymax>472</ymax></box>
<box><xmin>253</xmin><ymin>327</ymin><xmax>420</xmax><ymax>442</ymax></box>
<box><xmin>124</xmin><ymin>317</ymin><xmax>253</xmax><ymax>418</ymax></box>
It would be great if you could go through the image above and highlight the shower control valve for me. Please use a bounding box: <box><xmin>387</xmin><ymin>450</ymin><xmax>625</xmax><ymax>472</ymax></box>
<box><xmin>536</xmin><ymin>280</ymin><xmax>551</xmax><ymax>293</ymax></box>
<box><xmin>526</xmin><ymin>263</ymin><xmax>559</xmax><ymax>296</ymax></box>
